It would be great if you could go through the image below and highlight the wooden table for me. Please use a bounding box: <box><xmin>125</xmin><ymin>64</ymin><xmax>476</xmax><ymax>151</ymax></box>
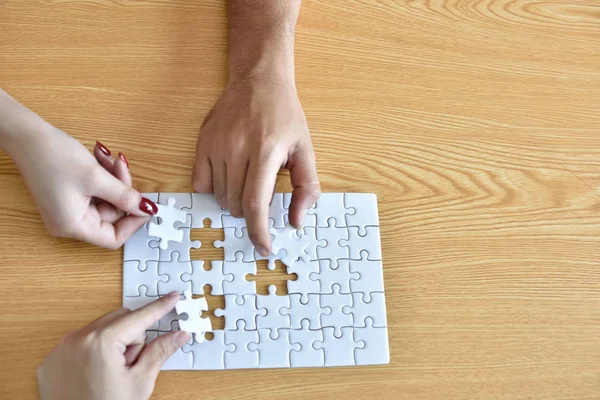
<box><xmin>1</xmin><ymin>1</ymin><xmax>599</xmax><ymax>399</ymax></box>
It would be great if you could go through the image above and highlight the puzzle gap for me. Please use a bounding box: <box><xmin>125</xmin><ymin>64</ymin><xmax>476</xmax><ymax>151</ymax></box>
<box><xmin>193</xmin><ymin>285</ymin><xmax>225</xmax><ymax>331</ymax></box>
<box><xmin>189</xmin><ymin>221</ymin><xmax>224</xmax><ymax>261</ymax></box>
<box><xmin>250</xmin><ymin>259</ymin><xmax>297</xmax><ymax>296</ymax></box>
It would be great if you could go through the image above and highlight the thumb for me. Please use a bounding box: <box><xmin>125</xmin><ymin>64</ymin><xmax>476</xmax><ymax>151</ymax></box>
<box><xmin>134</xmin><ymin>331</ymin><xmax>191</xmax><ymax>378</ymax></box>
<box><xmin>91</xmin><ymin>167</ymin><xmax>158</xmax><ymax>217</ymax></box>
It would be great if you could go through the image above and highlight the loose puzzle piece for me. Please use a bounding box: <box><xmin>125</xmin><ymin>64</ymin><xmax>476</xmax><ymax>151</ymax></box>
<box><xmin>290</xmin><ymin>319</ymin><xmax>325</xmax><ymax>367</ymax></box>
<box><xmin>123</xmin><ymin>260</ymin><xmax>166</xmax><ymax>296</ymax></box>
<box><xmin>222</xmin><ymin>255</ymin><xmax>257</xmax><ymax>295</ymax></box>
<box><xmin>311</xmin><ymin>259</ymin><xmax>359</xmax><ymax>294</ymax></box>
<box><xmin>158</xmin><ymin>193</ymin><xmax>192</xmax><ymax>228</ymax></box>
<box><xmin>123</xmin><ymin>225</ymin><xmax>159</xmax><ymax>263</ymax></box>
<box><xmin>287</xmin><ymin>259</ymin><xmax>320</xmax><ymax>301</ymax></box>
<box><xmin>281</xmin><ymin>293</ymin><xmax>324</xmax><ymax>330</ymax></box>
<box><xmin>215</xmin><ymin>294</ymin><xmax>266</xmax><ymax>330</ymax></box>
<box><xmin>175</xmin><ymin>290</ymin><xmax>212</xmax><ymax>342</ymax></box>
<box><xmin>315</xmin><ymin>219</ymin><xmax>350</xmax><ymax>261</ymax></box>
<box><xmin>215</xmin><ymin>227</ymin><xmax>255</xmax><ymax>262</ymax></box>
<box><xmin>343</xmin><ymin>292</ymin><xmax>387</xmax><ymax>328</ymax></box>
<box><xmin>320</xmin><ymin>284</ymin><xmax>353</xmax><ymax>336</ymax></box>
<box><xmin>182</xmin><ymin>260</ymin><xmax>233</xmax><ymax>296</ymax></box>
<box><xmin>344</xmin><ymin>193</ymin><xmax>379</xmax><ymax>235</ymax></box>
<box><xmin>224</xmin><ymin>320</ymin><xmax>259</xmax><ymax>369</ymax></box>
<box><xmin>256</xmin><ymin>285</ymin><xmax>290</xmax><ymax>329</ymax></box>
<box><xmin>313</xmin><ymin>327</ymin><xmax>364</xmax><ymax>367</ymax></box>
<box><xmin>353</xmin><ymin>317</ymin><xmax>390</xmax><ymax>365</ymax></box>
<box><xmin>189</xmin><ymin>193</ymin><xmax>229</xmax><ymax>228</ymax></box>
<box><xmin>349</xmin><ymin>251</ymin><xmax>384</xmax><ymax>299</ymax></box>
<box><xmin>270</xmin><ymin>225</ymin><xmax>311</xmax><ymax>267</ymax></box>
<box><xmin>157</xmin><ymin>252</ymin><xmax>192</xmax><ymax>295</ymax></box>
<box><xmin>182</xmin><ymin>330</ymin><xmax>235</xmax><ymax>370</ymax></box>
<box><xmin>255</xmin><ymin>248</ymin><xmax>287</xmax><ymax>271</ymax></box>
<box><xmin>149</xmin><ymin>227</ymin><xmax>200</xmax><ymax>262</ymax></box>
<box><xmin>340</xmin><ymin>226</ymin><xmax>382</xmax><ymax>260</ymax></box>
<box><xmin>148</xmin><ymin>197</ymin><xmax>188</xmax><ymax>249</ymax></box>
<box><xmin>248</xmin><ymin>329</ymin><xmax>300</xmax><ymax>368</ymax></box>
<box><xmin>299</xmin><ymin>227</ymin><xmax>326</xmax><ymax>261</ymax></box>
<box><xmin>307</xmin><ymin>193</ymin><xmax>347</xmax><ymax>227</ymax></box>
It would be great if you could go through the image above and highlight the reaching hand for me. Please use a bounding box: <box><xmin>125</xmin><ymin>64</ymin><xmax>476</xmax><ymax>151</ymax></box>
<box><xmin>37</xmin><ymin>292</ymin><xmax>190</xmax><ymax>400</ymax></box>
<box><xmin>192</xmin><ymin>76</ymin><xmax>321</xmax><ymax>256</ymax></box>
<box><xmin>9</xmin><ymin>124</ymin><xmax>157</xmax><ymax>249</ymax></box>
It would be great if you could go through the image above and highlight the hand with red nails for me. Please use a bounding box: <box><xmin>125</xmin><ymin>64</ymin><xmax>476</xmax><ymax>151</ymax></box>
<box><xmin>0</xmin><ymin>89</ymin><xmax>157</xmax><ymax>249</ymax></box>
<box><xmin>192</xmin><ymin>1</ymin><xmax>321</xmax><ymax>256</ymax></box>
<box><xmin>37</xmin><ymin>292</ymin><xmax>190</xmax><ymax>400</ymax></box>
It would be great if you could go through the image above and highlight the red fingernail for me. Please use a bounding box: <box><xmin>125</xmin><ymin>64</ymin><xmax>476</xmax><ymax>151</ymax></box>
<box><xmin>96</xmin><ymin>141</ymin><xmax>111</xmax><ymax>157</ymax></box>
<box><xmin>119</xmin><ymin>152</ymin><xmax>129</xmax><ymax>169</ymax></box>
<box><xmin>139</xmin><ymin>197</ymin><xmax>158</xmax><ymax>215</ymax></box>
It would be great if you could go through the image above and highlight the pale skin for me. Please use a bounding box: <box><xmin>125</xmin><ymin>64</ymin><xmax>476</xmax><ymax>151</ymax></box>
<box><xmin>0</xmin><ymin>1</ymin><xmax>319</xmax><ymax>397</ymax></box>
<box><xmin>37</xmin><ymin>292</ymin><xmax>191</xmax><ymax>400</ymax></box>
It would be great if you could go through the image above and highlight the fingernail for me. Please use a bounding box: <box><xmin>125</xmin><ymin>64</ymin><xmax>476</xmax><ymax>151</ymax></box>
<box><xmin>298</xmin><ymin>209</ymin><xmax>306</xmax><ymax>228</ymax></box>
<box><xmin>174</xmin><ymin>331</ymin><xmax>191</xmax><ymax>346</ymax></box>
<box><xmin>118</xmin><ymin>152</ymin><xmax>129</xmax><ymax>169</ymax></box>
<box><xmin>257</xmin><ymin>245</ymin><xmax>269</xmax><ymax>257</ymax></box>
<box><xmin>139</xmin><ymin>197</ymin><xmax>158</xmax><ymax>216</ymax></box>
<box><xmin>96</xmin><ymin>141</ymin><xmax>111</xmax><ymax>157</ymax></box>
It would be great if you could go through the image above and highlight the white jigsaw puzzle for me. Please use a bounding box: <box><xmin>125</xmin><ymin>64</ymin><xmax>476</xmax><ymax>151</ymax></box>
<box><xmin>123</xmin><ymin>192</ymin><xmax>389</xmax><ymax>370</ymax></box>
<box><xmin>175</xmin><ymin>289</ymin><xmax>212</xmax><ymax>342</ymax></box>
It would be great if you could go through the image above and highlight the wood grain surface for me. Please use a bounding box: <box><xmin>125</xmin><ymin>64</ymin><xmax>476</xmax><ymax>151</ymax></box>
<box><xmin>1</xmin><ymin>1</ymin><xmax>599</xmax><ymax>399</ymax></box>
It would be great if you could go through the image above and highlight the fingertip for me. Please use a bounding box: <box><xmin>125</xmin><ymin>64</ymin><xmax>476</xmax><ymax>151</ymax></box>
<box><xmin>174</xmin><ymin>331</ymin><xmax>191</xmax><ymax>346</ymax></box>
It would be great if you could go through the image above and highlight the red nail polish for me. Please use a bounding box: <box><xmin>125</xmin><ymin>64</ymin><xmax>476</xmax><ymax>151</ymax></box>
<box><xmin>119</xmin><ymin>152</ymin><xmax>129</xmax><ymax>169</ymax></box>
<box><xmin>139</xmin><ymin>198</ymin><xmax>158</xmax><ymax>216</ymax></box>
<box><xmin>96</xmin><ymin>141</ymin><xmax>111</xmax><ymax>157</ymax></box>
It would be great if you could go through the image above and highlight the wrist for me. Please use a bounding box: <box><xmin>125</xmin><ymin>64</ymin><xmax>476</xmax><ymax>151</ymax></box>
<box><xmin>0</xmin><ymin>89</ymin><xmax>53</xmax><ymax>161</ymax></box>
<box><xmin>228</xmin><ymin>39</ymin><xmax>296</xmax><ymax>86</ymax></box>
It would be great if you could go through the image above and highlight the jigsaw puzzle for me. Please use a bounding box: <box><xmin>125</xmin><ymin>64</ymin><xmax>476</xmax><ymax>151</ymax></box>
<box><xmin>124</xmin><ymin>193</ymin><xmax>389</xmax><ymax>370</ymax></box>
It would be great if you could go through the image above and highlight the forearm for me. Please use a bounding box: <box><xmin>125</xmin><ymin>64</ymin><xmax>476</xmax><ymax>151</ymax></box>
<box><xmin>227</xmin><ymin>0</ymin><xmax>301</xmax><ymax>83</ymax></box>
<box><xmin>0</xmin><ymin>89</ymin><xmax>49</xmax><ymax>159</ymax></box>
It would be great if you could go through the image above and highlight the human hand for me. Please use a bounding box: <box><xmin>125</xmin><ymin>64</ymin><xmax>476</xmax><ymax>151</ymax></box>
<box><xmin>37</xmin><ymin>292</ymin><xmax>190</xmax><ymax>400</ymax></box>
<box><xmin>9</xmin><ymin>124</ymin><xmax>157</xmax><ymax>249</ymax></box>
<box><xmin>192</xmin><ymin>76</ymin><xmax>320</xmax><ymax>255</ymax></box>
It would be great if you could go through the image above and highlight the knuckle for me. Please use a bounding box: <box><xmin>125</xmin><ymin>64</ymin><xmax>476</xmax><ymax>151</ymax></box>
<box><xmin>119</xmin><ymin>187</ymin><xmax>139</xmax><ymax>209</ymax></box>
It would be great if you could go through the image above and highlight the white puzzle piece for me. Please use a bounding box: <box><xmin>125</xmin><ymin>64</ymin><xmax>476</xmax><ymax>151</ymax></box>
<box><xmin>256</xmin><ymin>285</ymin><xmax>290</xmax><ymax>330</ymax></box>
<box><xmin>189</xmin><ymin>193</ymin><xmax>229</xmax><ymax>228</ymax></box>
<box><xmin>311</xmin><ymin>259</ymin><xmax>359</xmax><ymax>294</ymax></box>
<box><xmin>248</xmin><ymin>329</ymin><xmax>300</xmax><ymax>368</ymax></box>
<box><xmin>182</xmin><ymin>260</ymin><xmax>233</xmax><ymax>296</ymax></box>
<box><xmin>281</xmin><ymin>293</ymin><xmax>324</xmax><ymax>330</ymax></box>
<box><xmin>124</xmin><ymin>192</ymin><xmax>389</xmax><ymax>370</ymax></box>
<box><xmin>307</xmin><ymin>193</ymin><xmax>347</xmax><ymax>227</ymax></box>
<box><xmin>157</xmin><ymin>252</ymin><xmax>192</xmax><ymax>295</ymax></box>
<box><xmin>344</xmin><ymin>193</ymin><xmax>379</xmax><ymax>234</ymax></box>
<box><xmin>320</xmin><ymin>284</ymin><xmax>353</xmax><ymax>336</ymax></box>
<box><xmin>270</xmin><ymin>225</ymin><xmax>312</xmax><ymax>267</ymax></box>
<box><xmin>149</xmin><ymin>227</ymin><xmax>200</xmax><ymax>262</ymax></box>
<box><xmin>340</xmin><ymin>226</ymin><xmax>382</xmax><ymax>260</ymax></box>
<box><xmin>222</xmin><ymin>256</ymin><xmax>257</xmax><ymax>295</ymax></box>
<box><xmin>215</xmin><ymin>294</ymin><xmax>266</xmax><ymax>330</ymax></box>
<box><xmin>353</xmin><ymin>318</ymin><xmax>390</xmax><ymax>365</ymax></box>
<box><xmin>290</xmin><ymin>319</ymin><xmax>325</xmax><ymax>367</ymax></box>
<box><xmin>123</xmin><ymin>260</ymin><xmax>166</xmax><ymax>297</ymax></box>
<box><xmin>215</xmin><ymin>227</ymin><xmax>255</xmax><ymax>262</ymax></box>
<box><xmin>313</xmin><ymin>327</ymin><xmax>364</xmax><ymax>367</ymax></box>
<box><xmin>148</xmin><ymin>197</ymin><xmax>188</xmax><ymax>250</ymax></box>
<box><xmin>182</xmin><ymin>330</ymin><xmax>235</xmax><ymax>370</ymax></box>
<box><xmin>224</xmin><ymin>321</ymin><xmax>259</xmax><ymax>369</ymax></box>
<box><xmin>343</xmin><ymin>292</ymin><xmax>387</xmax><ymax>328</ymax></box>
<box><xmin>175</xmin><ymin>290</ymin><xmax>212</xmax><ymax>342</ymax></box>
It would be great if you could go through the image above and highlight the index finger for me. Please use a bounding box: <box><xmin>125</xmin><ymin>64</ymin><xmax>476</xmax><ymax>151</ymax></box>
<box><xmin>109</xmin><ymin>291</ymin><xmax>180</xmax><ymax>343</ymax></box>
<box><xmin>243</xmin><ymin>152</ymin><xmax>284</xmax><ymax>256</ymax></box>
